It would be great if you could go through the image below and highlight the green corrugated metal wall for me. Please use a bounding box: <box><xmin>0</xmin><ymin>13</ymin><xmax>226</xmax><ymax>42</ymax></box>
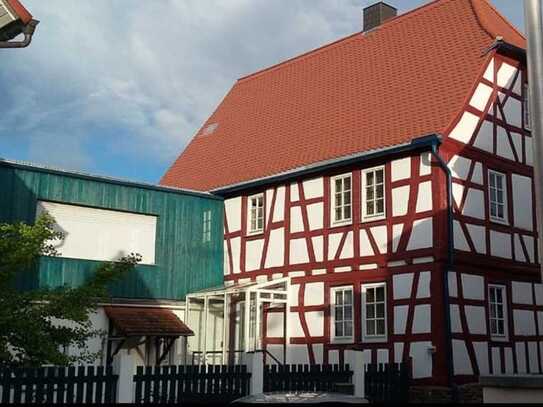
<box><xmin>0</xmin><ymin>162</ymin><xmax>224</xmax><ymax>300</ymax></box>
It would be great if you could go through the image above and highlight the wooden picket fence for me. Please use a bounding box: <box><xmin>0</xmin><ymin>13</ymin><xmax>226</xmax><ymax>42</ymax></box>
<box><xmin>133</xmin><ymin>364</ymin><xmax>251</xmax><ymax>404</ymax></box>
<box><xmin>263</xmin><ymin>364</ymin><xmax>353</xmax><ymax>393</ymax></box>
<box><xmin>364</xmin><ymin>361</ymin><xmax>410</xmax><ymax>403</ymax></box>
<box><xmin>0</xmin><ymin>366</ymin><xmax>118</xmax><ymax>404</ymax></box>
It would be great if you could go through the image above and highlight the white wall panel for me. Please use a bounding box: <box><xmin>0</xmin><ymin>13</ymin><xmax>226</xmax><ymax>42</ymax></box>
<box><xmin>302</xmin><ymin>178</ymin><xmax>324</xmax><ymax>199</ymax></box>
<box><xmin>417</xmin><ymin>271</ymin><xmax>431</xmax><ymax>298</ymax></box>
<box><xmin>304</xmin><ymin>283</ymin><xmax>324</xmax><ymax>306</ymax></box>
<box><xmin>328</xmin><ymin>233</ymin><xmax>343</xmax><ymax>260</ymax></box>
<box><xmin>514</xmin><ymin>310</ymin><xmax>537</xmax><ymax>336</ymax></box>
<box><xmin>392</xmin><ymin>186</ymin><xmax>410</xmax><ymax>217</ymax></box>
<box><xmin>483</xmin><ymin>59</ymin><xmax>495</xmax><ymax>82</ymax></box>
<box><xmin>290</xmin><ymin>183</ymin><xmax>299</xmax><ymax>202</ymax></box>
<box><xmin>360</xmin><ymin>229</ymin><xmax>375</xmax><ymax>257</ymax></box>
<box><xmin>472</xmin><ymin>162</ymin><xmax>483</xmax><ymax>184</ymax></box>
<box><xmin>290</xmin><ymin>238</ymin><xmax>309</xmax><ymax>264</ymax></box>
<box><xmin>473</xmin><ymin>120</ymin><xmax>494</xmax><ymax>153</ymax></box>
<box><xmin>490</xmin><ymin>230</ymin><xmax>512</xmax><ymax>259</ymax></box>
<box><xmin>392</xmin><ymin>224</ymin><xmax>403</xmax><ymax>252</ymax></box>
<box><xmin>453</xmin><ymin>340</ymin><xmax>474</xmax><ymax>375</ymax></box>
<box><xmin>306</xmin><ymin>311</ymin><xmax>324</xmax><ymax>337</ymax></box>
<box><xmin>246</xmin><ymin>239</ymin><xmax>264</xmax><ymax>272</ymax></box>
<box><xmin>420</xmin><ymin>152</ymin><xmax>432</xmax><ymax>176</ymax></box>
<box><xmin>450</xmin><ymin>305</ymin><xmax>462</xmax><ymax>333</ymax></box>
<box><xmin>529</xmin><ymin>342</ymin><xmax>539</xmax><ymax>373</ymax></box>
<box><xmin>265</xmin><ymin>228</ymin><xmax>285</xmax><ymax>269</ymax></box>
<box><xmin>496</xmin><ymin>127</ymin><xmax>515</xmax><ymax>161</ymax></box>
<box><xmin>463</xmin><ymin>189</ymin><xmax>485</xmax><ymax>219</ymax></box>
<box><xmin>448</xmin><ymin>272</ymin><xmax>458</xmax><ymax>297</ymax></box>
<box><xmin>469</xmin><ymin>83</ymin><xmax>493</xmax><ymax>111</ymax></box>
<box><xmin>516</xmin><ymin>343</ymin><xmax>527</xmax><ymax>373</ymax></box>
<box><xmin>406</xmin><ymin>218</ymin><xmax>433</xmax><ymax>250</ymax></box>
<box><xmin>37</xmin><ymin>201</ymin><xmax>157</xmax><ymax>264</ymax></box>
<box><xmin>290</xmin><ymin>206</ymin><xmax>304</xmax><ymax>233</ymax></box>
<box><xmin>449</xmin><ymin>112</ymin><xmax>480</xmax><ymax>144</ymax></box>
<box><xmin>465</xmin><ymin>305</ymin><xmax>487</xmax><ymax>335</ymax></box>
<box><xmin>230</xmin><ymin>237</ymin><xmax>241</xmax><ymax>274</ymax></box>
<box><xmin>272</xmin><ymin>186</ymin><xmax>285</xmax><ymax>222</ymax></box>
<box><xmin>474</xmin><ymin>342</ymin><xmax>489</xmax><ymax>375</ymax></box>
<box><xmin>512</xmin><ymin>174</ymin><xmax>534</xmax><ymax>231</ymax></box>
<box><xmin>535</xmin><ymin>284</ymin><xmax>543</xmax><ymax>305</ymax></box>
<box><xmin>307</xmin><ymin>202</ymin><xmax>324</xmax><ymax>231</ymax></box>
<box><xmin>503</xmin><ymin>97</ymin><xmax>522</xmax><ymax>128</ymax></box>
<box><xmin>340</xmin><ymin>231</ymin><xmax>354</xmax><ymax>259</ymax></box>
<box><xmin>412</xmin><ymin>304</ymin><xmax>431</xmax><ymax>334</ymax></box>
<box><xmin>416</xmin><ymin>181</ymin><xmax>432</xmax><ymax>213</ymax></box>
<box><xmin>225</xmin><ymin>197</ymin><xmax>242</xmax><ymax>232</ymax></box>
<box><xmin>512</xmin><ymin>281</ymin><xmax>534</xmax><ymax>305</ymax></box>
<box><xmin>371</xmin><ymin>225</ymin><xmax>388</xmax><ymax>254</ymax></box>
<box><xmin>505</xmin><ymin>347</ymin><xmax>514</xmax><ymax>374</ymax></box>
<box><xmin>312</xmin><ymin>235</ymin><xmax>324</xmax><ymax>263</ymax></box>
<box><xmin>393</xmin><ymin>273</ymin><xmax>413</xmax><ymax>300</ymax></box>
<box><xmin>461</xmin><ymin>274</ymin><xmax>485</xmax><ymax>300</ymax></box>
<box><xmin>466</xmin><ymin>224</ymin><xmax>486</xmax><ymax>254</ymax></box>
<box><xmin>391</xmin><ymin>158</ymin><xmax>411</xmax><ymax>182</ymax></box>
<box><xmin>449</xmin><ymin>155</ymin><xmax>472</xmax><ymax>181</ymax></box>
<box><xmin>497</xmin><ymin>63</ymin><xmax>517</xmax><ymax>89</ymax></box>
<box><xmin>394</xmin><ymin>343</ymin><xmax>404</xmax><ymax>363</ymax></box>
<box><xmin>492</xmin><ymin>347</ymin><xmax>501</xmax><ymax>374</ymax></box>
<box><xmin>410</xmin><ymin>342</ymin><xmax>433</xmax><ymax>378</ymax></box>
<box><xmin>394</xmin><ymin>305</ymin><xmax>409</xmax><ymax>335</ymax></box>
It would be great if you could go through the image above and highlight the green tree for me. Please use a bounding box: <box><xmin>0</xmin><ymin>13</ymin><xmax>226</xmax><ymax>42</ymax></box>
<box><xmin>0</xmin><ymin>213</ymin><xmax>140</xmax><ymax>367</ymax></box>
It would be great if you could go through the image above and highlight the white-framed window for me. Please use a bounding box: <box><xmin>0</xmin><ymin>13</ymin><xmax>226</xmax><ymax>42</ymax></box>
<box><xmin>331</xmin><ymin>286</ymin><xmax>354</xmax><ymax>342</ymax></box>
<box><xmin>331</xmin><ymin>173</ymin><xmax>352</xmax><ymax>226</ymax></box>
<box><xmin>362</xmin><ymin>283</ymin><xmax>387</xmax><ymax>342</ymax></box>
<box><xmin>361</xmin><ymin>166</ymin><xmax>385</xmax><ymax>221</ymax></box>
<box><xmin>248</xmin><ymin>193</ymin><xmax>265</xmax><ymax>235</ymax></box>
<box><xmin>202</xmin><ymin>210</ymin><xmax>212</xmax><ymax>243</ymax></box>
<box><xmin>488</xmin><ymin>284</ymin><xmax>507</xmax><ymax>340</ymax></box>
<box><xmin>488</xmin><ymin>170</ymin><xmax>508</xmax><ymax>224</ymax></box>
<box><xmin>524</xmin><ymin>83</ymin><xmax>532</xmax><ymax>131</ymax></box>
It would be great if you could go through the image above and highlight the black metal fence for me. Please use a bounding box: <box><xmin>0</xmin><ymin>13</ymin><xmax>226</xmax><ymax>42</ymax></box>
<box><xmin>0</xmin><ymin>366</ymin><xmax>118</xmax><ymax>404</ymax></box>
<box><xmin>133</xmin><ymin>364</ymin><xmax>251</xmax><ymax>404</ymax></box>
<box><xmin>364</xmin><ymin>361</ymin><xmax>410</xmax><ymax>403</ymax></box>
<box><xmin>264</xmin><ymin>364</ymin><xmax>353</xmax><ymax>393</ymax></box>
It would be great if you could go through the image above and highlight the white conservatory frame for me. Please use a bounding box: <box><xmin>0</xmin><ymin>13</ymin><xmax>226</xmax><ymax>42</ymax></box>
<box><xmin>185</xmin><ymin>277</ymin><xmax>290</xmax><ymax>365</ymax></box>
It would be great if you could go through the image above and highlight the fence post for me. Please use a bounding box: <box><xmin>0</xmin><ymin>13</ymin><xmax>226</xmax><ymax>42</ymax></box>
<box><xmin>345</xmin><ymin>350</ymin><xmax>365</xmax><ymax>398</ymax></box>
<box><xmin>114</xmin><ymin>349</ymin><xmax>136</xmax><ymax>403</ymax></box>
<box><xmin>246</xmin><ymin>352</ymin><xmax>264</xmax><ymax>395</ymax></box>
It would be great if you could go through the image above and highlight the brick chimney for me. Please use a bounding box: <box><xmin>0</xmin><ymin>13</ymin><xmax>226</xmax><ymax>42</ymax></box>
<box><xmin>363</xmin><ymin>2</ymin><xmax>397</xmax><ymax>32</ymax></box>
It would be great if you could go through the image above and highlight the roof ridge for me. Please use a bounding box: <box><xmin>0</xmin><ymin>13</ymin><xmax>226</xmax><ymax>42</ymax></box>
<box><xmin>238</xmin><ymin>0</ymin><xmax>454</xmax><ymax>83</ymax></box>
<box><xmin>470</xmin><ymin>0</ymin><xmax>526</xmax><ymax>42</ymax></box>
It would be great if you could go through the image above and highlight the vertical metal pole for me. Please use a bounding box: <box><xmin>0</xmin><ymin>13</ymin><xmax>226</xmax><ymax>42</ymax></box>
<box><xmin>184</xmin><ymin>296</ymin><xmax>190</xmax><ymax>365</ymax></box>
<box><xmin>222</xmin><ymin>293</ymin><xmax>228</xmax><ymax>365</ymax></box>
<box><xmin>255</xmin><ymin>293</ymin><xmax>261</xmax><ymax>351</ymax></box>
<box><xmin>244</xmin><ymin>291</ymin><xmax>251</xmax><ymax>353</ymax></box>
<box><xmin>203</xmin><ymin>296</ymin><xmax>209</xmax><ymax>365</ymax></box>
<box><xmin>525</xmin><ymin>0</ymin><xmax>543</xmax><ymax>281</ymax></box>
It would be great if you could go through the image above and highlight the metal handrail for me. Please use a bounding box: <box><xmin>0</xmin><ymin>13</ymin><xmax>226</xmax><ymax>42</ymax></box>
<box><xmin>261</xmin><ymin>349</ymin><xmax>283</xmax><ymax>366</ymax></box>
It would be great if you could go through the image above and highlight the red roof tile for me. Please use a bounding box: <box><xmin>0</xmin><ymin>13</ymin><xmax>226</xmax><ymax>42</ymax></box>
<box><xmin>161</xmin><ymin>0</ymin><xmax>525</xmax><ymax>191</ymax></box>
<box><xmin>104</xmin><ymin>306</ymin><xmax>193</xmax><ymax>337</ymax></box>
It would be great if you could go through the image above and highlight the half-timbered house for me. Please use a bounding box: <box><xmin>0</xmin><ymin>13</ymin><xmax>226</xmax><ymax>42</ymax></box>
<box><xmin>162</xmin><ymin>0</ymin><xmax>543</xmax><ymax>386</ymax></box>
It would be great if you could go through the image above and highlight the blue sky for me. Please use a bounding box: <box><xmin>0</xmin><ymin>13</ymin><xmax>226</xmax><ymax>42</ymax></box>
<box><xmin>0</xmin><ymin>1</ymin><xmax>525</xmax><ymax>183</ymax></box>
